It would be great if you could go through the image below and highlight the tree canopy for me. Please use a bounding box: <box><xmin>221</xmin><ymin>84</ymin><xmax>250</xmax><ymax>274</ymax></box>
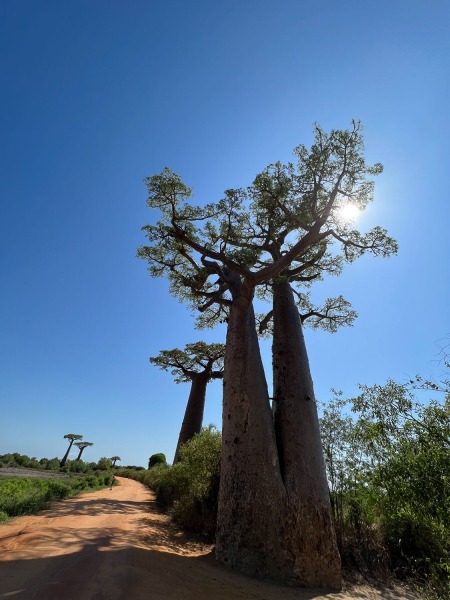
<box><xmin>138</xmin><ymin>121</ymin><xmax>397</xmax><ymax>327</ymax></box>
<box><xmin>150</xmin><ymin>341</ymin><xmax>225</xmax><ymax>383</ymax></box>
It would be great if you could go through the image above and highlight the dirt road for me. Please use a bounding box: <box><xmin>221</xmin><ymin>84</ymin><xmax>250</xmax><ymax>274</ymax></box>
<box><xmin>0</xmin><ymin>477</ymin><xmax>420</xmax><ymax>600</ymax></box>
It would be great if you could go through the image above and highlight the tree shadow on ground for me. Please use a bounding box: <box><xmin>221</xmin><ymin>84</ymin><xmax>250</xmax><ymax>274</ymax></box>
<box><xmin>41</xmin><ymin>496</ymin><xmax>150</xmax><ymax>518</ymax></box>
<box><xmin>0</xmin><ymin>480</ymin><xmax>420</xmax><ymax>600</ymax></box>
<box><xmin>0</xmin><ymin>524</ymin><xmax>342</xmax><ymax>600</ymax></box>
<box><xmin>0</xmin><ymin>526</ymin><xmax>419</xmax><ymax>600</ymax></box>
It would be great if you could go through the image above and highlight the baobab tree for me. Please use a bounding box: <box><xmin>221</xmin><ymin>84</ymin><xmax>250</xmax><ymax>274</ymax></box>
<box><xmin>110</xmin><ymin>456</ymin><xmax>121</xmax><ymax>467</ymax></box>
<box><xmin>74</xmin><ymin>441</ymin><xmax>94</xmax><ymax>461</ymax></box>
<box><xmin>60</xmin><ymin>433</ymin><xmax>83</xmax><ymax>467</ymax></box>
<box><xmin>138</xmin><ymin>122</ymin><xmax>397</xmax><ymax>587</ymax></box>
<box><xmin>150</xmin><ymin>341</ymin><xmax>225</xmax><ymax>463</ymax></box>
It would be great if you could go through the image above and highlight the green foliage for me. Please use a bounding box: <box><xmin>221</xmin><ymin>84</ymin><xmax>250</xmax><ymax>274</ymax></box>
<box><xmin>0</xmin><ymin>453</ymin><xmax>41</xmax><ymax>469</ymax></box>
<box><xmin>96</xmin><ymin>457</ymin><xmax>113</xmax><ymax>471</ymax></box>
<box><xmin>0</xmin><ymin>473</ymin><xmax>112</xmax><ymax>520</ymax></box>
<box><xmin>148</xmin><ymin>453</ymin><xmax>167</xmax><ymax>469</ymax></box>
<box><xmin>320</xmin><ymin>376</ymin><xmax>450</xmax><ymax>597</ymax></box>
<box><xmin>63</xmin><ymin>459</ymin><xmax>90</xmax><ymax>473</ymax></box>
<box><xmin>168</xmin><ymin>427</ymin><xmax>221</xmax><ymax>536</ymax></box>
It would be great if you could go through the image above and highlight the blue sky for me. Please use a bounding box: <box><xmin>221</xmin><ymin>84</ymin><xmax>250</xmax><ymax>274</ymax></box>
<box><xmin>1</xmin><ymin>1</ymin><xmax>449</xmax><ymax>467</ymax></box>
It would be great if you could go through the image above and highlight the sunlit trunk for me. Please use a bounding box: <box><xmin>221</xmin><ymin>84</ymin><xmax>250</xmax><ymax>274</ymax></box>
<box><xmin>272</xmin><ymin>280</ymin><xmax>341</xmax><ymax>588</ymax></box>
<box><xmin>173</xmin><ymin>372</ymin><xmax>209</xmax><ymax>464</ymax></box>
<box><xmin>216</xmin><ymin>276</ymin><xmax>288</xmax><ymax>580</ymax></box>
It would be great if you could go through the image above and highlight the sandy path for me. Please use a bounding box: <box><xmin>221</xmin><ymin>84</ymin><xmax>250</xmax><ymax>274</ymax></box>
<box><xmin>0</xmin><ymin>477</ymin><xmax>420</xmax><ymax>600</ymax></box>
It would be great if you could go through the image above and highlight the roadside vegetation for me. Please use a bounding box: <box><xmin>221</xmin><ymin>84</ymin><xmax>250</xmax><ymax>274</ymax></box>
<box><xmin>0</xmin><ymin>472</ymin><xmax>114</xmax><ymax>522</ymax></box>
<box><xmin>0</xmin><ymin>453</ymin><xmax>117</xmax><ymax>522</ymax></box>
<box><xmin>321</xmin><ymin>375</ymin><xmax>449</xmax><ymax>600</ymax></box>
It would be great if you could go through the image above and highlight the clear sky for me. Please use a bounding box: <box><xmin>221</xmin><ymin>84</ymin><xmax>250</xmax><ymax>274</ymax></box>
<box><xmin>1</xmin><ymin>1</ymin><xmax>449</xmax><ymax>467</ymax></box>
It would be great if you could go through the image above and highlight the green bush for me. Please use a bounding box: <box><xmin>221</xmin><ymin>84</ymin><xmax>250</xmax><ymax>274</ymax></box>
<box><xmin>45</xmin><ymin>480</ymin><xmax>70</xmax><ymax>500</ymax></box>
<box><xmin>64</xmin><ymin>459</ymin><xmax>89</xmax><ymax>474</ymax></box>
<box><xmin>149</xmin><ymin>426</ymin><xmax>221</xmax><ymax>537</ymax></box>
<box><xmin>321</xmin><ymin>382</ymin><xmax>450</xmax><ymax>597</ymax></box>
<box><xmin>97</xmin><ymin>457</ymin><xmax>112</xmax><ymax>471</ymax></box>
<box><xmin>148</xmin><ymin>453</ymin><xmax>167</xmax><ymax>469</ymax></box>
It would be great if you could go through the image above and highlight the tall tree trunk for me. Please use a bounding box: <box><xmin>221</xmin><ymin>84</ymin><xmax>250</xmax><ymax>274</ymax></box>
<box><xmin>173</xmin><ymin>371</ymin><xmax>209</xmax><ymax>464</ymax></box>
<box><xmin>272</xmin><ymin>280</ymin><xmax>341</xmax><ymax>588</ymax></box>
<box><xmin>76</xmin><ymin>447</ymin><xmax>85</xmax><ymax>461</ymax></box>
<box><xmin>216</xmin><ymin>277</ymin><xmax>288</xmax><ymax>580</ymax></box>
<box><xmin>60</xmin><ymin>441</ymin><xmax>74</xmax><ymax>467</ymax></box>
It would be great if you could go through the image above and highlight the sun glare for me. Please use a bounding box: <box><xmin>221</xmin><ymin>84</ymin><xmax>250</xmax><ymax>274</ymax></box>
<box><xmin>336</xmin><ymin>203</ymin><xmax>360</xmax><ymax>225</ymax></box>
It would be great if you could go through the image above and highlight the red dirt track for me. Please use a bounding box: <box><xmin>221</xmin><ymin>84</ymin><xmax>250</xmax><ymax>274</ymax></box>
<box><xmin>0</xmin><ymin>477</ymin><xmax>421</xmax><ymax>600</ymax></box>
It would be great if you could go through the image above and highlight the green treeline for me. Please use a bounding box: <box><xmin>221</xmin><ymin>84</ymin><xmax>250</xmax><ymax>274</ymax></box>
<box><xmin>0</xmin><ymin>453</ymin><xmax>116</xmax><ymax>474</ymax></box>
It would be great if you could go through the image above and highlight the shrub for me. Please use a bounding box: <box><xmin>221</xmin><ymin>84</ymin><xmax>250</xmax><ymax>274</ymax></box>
<box><xmin>150</xmin><ymin>426</ymin><xmax>221</xmax><ymax>537</ymax></box>
<box><xmin>96</xmin><ymin>457</ymin><xmax>112</xmax><ymax>471</ymax></box>
<box><xmin>148</xmin><ymin>453</ymin><xmax>167</xmax><ymax>469</ymax></box>
<box><xmin>321</xmin><ymin>382</ymin><xmax>450</xmax><ymax>597</ymax></box>
<box><xmin>45</xmin><ymin>480</ymin><xmax>70</xmax><ymax>500</ymax></box>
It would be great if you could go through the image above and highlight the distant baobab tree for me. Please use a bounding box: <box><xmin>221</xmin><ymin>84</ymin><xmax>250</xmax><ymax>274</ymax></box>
<box><xmin>75</xmin><ymin>441</ymin><xmax>94</xmax><ymax>461</ymax></box>
<box><xmin>150</xmin><ymin>341</ymin><xmax>225</xmax><ymax>464</ymax></box>
<box><xmin>110</xmin><ymin>456</ymin><xmax>121</xmax><ymax>467</ymax></box>
<box><xmin>60</xmin><ymin>434</ymin><xmax>83</xmax><ymax>467</ymax></box>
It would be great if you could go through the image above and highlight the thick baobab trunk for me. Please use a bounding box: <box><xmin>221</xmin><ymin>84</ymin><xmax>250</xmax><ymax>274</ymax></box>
<box><xmin>272</xmin><ymin>280</ymin><xmax>341</xmax><ymax>588</ymax></box>
<box><xmin>216</xmin><ymin>279</ymin><xmax>289</xmax><ymax>580</ymax></box>
<box><xmin>60</xmin><ymin>441</ymin><xmax>74</xmax><ymax>467</ymax></box>
<box><xmin>173</xmin><ymin>371</ymin><xmax>209</xmax><ymax>464</ymax></box>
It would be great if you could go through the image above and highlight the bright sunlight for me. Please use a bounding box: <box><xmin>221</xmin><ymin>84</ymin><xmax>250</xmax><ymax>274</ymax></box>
<box><xmin>335</xmin><ymin>202</ymin><xmax>360</xmax><ymax>225</ymax></box>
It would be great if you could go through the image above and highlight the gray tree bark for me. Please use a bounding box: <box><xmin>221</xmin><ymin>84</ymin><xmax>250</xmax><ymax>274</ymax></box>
<box><xmin>272</xmin><ymin>280</ymin><xmax>341</xmax><ymax>587</ymax></box>
<box><xmin>216</xmin><ymin>274</ymin><xmax>341</xmax><ymax>588</ymax></box>
<box><xmin>173</xmin><ymin>371</ymin><xmax>209</xmax><ymax>464</ymax></box>
<box><xmin>216</xmin><ymin>276</ymin><xmax>289</xmax><ymax>580</ymax></box>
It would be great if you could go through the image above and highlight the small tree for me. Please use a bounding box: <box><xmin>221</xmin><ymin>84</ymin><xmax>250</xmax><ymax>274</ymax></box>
<box><xmin>148</xmin><ymin>453</ymin><xmax>167</xmax><ymax>469</ymax></box>
<box><xmin>110</xmin><ymin>456</ymin><xmax>121</xmax><ymax>467</ymax></box>
<box><xmin>60</xmin><ymin>434</ymin><xmax>83</xmax><ymax>467</ymax></box>
<box><xmin>150</xmin><ymin>341</ymin><xmax>225</xmax><ymax>463</ymax></box>
<box><xmin>74</xmin><ymin>441</ymin><xmax>94</xmax><ymax>461</ymax></box>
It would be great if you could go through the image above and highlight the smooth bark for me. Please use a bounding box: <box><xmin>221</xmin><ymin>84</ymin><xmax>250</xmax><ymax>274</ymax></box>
<box><xmin>272</xmin><ymin>280</ymin><xmax>341</xmax><ymax>587</ymax></box>
<box><xmin>216</xmin><ymin>277</ymin><xmax>289</xmax><ymax>580</ymax></box>
<box><xmin>173</xmin><ymin>372</ymin><xmax>209</xmax><ymax>464</ymax></box>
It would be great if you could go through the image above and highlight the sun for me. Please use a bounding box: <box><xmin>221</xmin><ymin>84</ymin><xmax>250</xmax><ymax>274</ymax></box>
<box><xmin>336</xmin><ymin>203</ymin><xmax>360</xmax><ymax>225</ymax></box>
